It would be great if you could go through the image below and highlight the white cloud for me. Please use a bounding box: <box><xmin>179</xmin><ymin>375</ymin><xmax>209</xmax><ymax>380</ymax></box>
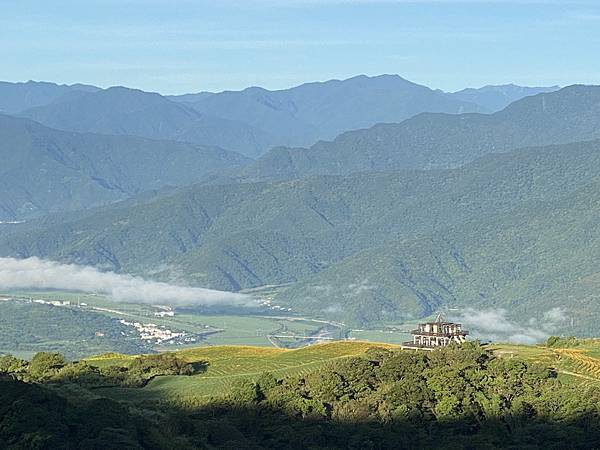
<box><xmin>0</xmin><ymin>257</ymin><xmax>255</xmax><ymax>307</ymax></box>
<box><xmin>454</xmin><ymin>307</ymin><xmax>568</xmax><ymax>344</ymax></box>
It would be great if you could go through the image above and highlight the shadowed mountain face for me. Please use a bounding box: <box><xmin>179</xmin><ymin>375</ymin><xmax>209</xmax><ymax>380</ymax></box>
<box><xmin>230</xmin><ymin>85</ymin><xmax>600</xmax><ymax>182</ymax></box>
<box><xmin>451</xmin><ymin>83</ymin><xmax>560</xmax><ymax>112</ymax></box>
<box><xmin>0</xmin><ymin>80</ymin><xmax>100</xmax><ymax>114</ymax></box>
<box><xmin>3</xmin><ymin>138</ymin><xmax>600</xmax><ymax>332</ymax></box>
<box><xmin>0</xmin><ymin>114</ymin><xmax>251</xmax><ymax>221</ymax></box>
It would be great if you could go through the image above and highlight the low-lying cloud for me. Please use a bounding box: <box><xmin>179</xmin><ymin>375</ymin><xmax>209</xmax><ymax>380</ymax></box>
<box><xmin>0</xmin><ymin>257</ymin><xmax>256</xmax><ymax>307</ymax></box>
<box><xmin>454</xmin><ymin>307</ymin><xmax>568</xmax><ymax>345</ymax></box>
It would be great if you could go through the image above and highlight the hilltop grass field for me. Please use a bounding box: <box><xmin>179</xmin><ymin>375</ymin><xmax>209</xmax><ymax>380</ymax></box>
<box><xmin>87</xmin><ymin>341</ymin><xmax>398</xmax><ymax>404</ymax></box>
<box><xmin>79</xmin><ymin>339</ymin><xmax>600</xmax><ymax>408</ymax></box>
<box><xmin>491</xmin><ymin>340</ymin><xmax>600</xmax><ymax>387</ymax></box>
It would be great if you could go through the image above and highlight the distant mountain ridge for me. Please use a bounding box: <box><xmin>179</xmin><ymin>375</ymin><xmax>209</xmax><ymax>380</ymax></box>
<box><xmin>18</xmin><ymin>87</ymin><xmax>275</xmax><ymax>158</ymax></box>
<box><xmin>451</xmin><ymin>84</ymin><xmax>560</xmax><ymax>112</ymax></box>
<box><xmin>3</xmin><ymin>75</ymin><xmax>559</xmax><ymax>159</ymax></box>
<box><xmin>0</xmin><ymin>80</ymin><xmax>99</xmax><ymax>114</ymax></box>
<box><xmin>172</xmin><ymin>74</ymin><xmax>485</xmax><ymax>148</ymax></box>
<box><xmin>228</xmin><ymin>85</ymin><xmax>600</xmax><ymax>182</ymax></box>
<box><xmin>17</xmin><ymin>75</ymin><xmax>485</xmax><ymax>157</ymax></box>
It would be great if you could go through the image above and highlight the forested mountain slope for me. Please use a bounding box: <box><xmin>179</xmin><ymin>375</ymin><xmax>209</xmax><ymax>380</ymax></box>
<box><xmin>0</xmin><ymin>114</ymin><xmax>250</xmax><ymax>221</ymax></box>
<box><xmin>282</xmin><ymin>179</ymin><xmax>600</xmax><ymax>332</ymax></box>
<box><xmin>3</xmin><ymin>139</ymin><xmax>600</xmax><ymax>332</ymax></box>
<box><xmin>231</xmin><ymin>85</ymin><xmax>600</xmax><ymax>182</ymax></box>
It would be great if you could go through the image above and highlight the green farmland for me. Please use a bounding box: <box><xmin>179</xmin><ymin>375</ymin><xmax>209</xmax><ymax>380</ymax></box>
<box><xmin>79</xmin><ymin>339</ymin><xmax>600</xmax><ymax>408</ymax></box>
<box><xmin>0</xmin><ymin>290</ymin><xmax>342</xmax><ymax>357</ymax></box>
<box><xmin>87</xmin><ymin>341</ymin><xmax>397</xmax><ymax>404</ymax></box>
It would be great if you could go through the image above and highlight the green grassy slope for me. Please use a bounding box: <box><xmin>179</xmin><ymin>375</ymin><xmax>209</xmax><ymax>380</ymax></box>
<box><xmin>87</xmin><ymin>341</ymin><xmax>396</xmax><ymax>403</ymax></box>
<box><xmin>492</xmin><ymin>340</ymin><xmax>600</xmax><ymax>387</ymax></box>
<box><xmin>81</xmin><ymin>340</ymin><xmax>600</xmax><ymax>407</ymax></box>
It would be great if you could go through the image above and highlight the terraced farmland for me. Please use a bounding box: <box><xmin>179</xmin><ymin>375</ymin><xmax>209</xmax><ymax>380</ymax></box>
<box><xmin>88</xmin><ymin>341</ymin><xmax>397</xmax><ymax>404</ymax></box>
<box><xmin>492</xmin><ymin>341</ymin><xmax>600</xmax><ymax>387</ymax></box>
<box><xmin>554</xmin><ymin>348</ymin><xmax>600</xmax><ymax>385</ymax></box>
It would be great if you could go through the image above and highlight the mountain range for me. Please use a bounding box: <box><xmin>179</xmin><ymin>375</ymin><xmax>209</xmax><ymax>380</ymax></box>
<box><xmin>3</xmin><ymin>136</ymin><xmax>600</xmax><ymax>334</ymax></box>
<box><xmin>229</xmin><ymin>85</ymin><xmax>600</xmax><ymax>182</ymax></box>
<box><xmin>1</xmin><ymin>76</ymin><xmax>557</xmax><ymax>160</ymax></box>
<box><xmin>0</xmin><ymin>75</ymin><xmax>563</xmax><ymax>221</ymax></box>
<box><xmin>2</xmin><ymin>74</ymin><xmax>595</xmax><ymax>335</ymax></box>
<box><xmin>17</xmin><ymin>87</ymin><xmax>274</xmax><ymax>159</ymax></box>
<box><xmin>451</xmin><ymin>84</ymin><xmax>559</xmax><ymax>111</ymax></box>
<box><xmin>169</xmin><ymin>74</ymin><xmax>484</xmax><ymax>148</ymax></box>
<box><xmin>0</xmin><ymin>80</ymin><xmax>99</xmax><ymax>114</ymax></box>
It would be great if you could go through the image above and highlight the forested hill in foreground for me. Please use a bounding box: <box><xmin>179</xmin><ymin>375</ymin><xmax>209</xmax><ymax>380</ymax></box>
<box><xmin>2</xmin><ymin>341</ymin><xmax>600</xmax><ymax>449</ymax></box>
<box><xmin>4</xmin><ymin>139</ymin><xmax>600</xmax><ymax>332</ymax></box>
<box><xmin>228</xmin><ymin>85</ymin><xmax>600</xmax><ymax>182</ymax></box>
<box><xmin>0</xmin><ymin>114</ymin><xmax>250</xmax><ymax>221</ymax></box>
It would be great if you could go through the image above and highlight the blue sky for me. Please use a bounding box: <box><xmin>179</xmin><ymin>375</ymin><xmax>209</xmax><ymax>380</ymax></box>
<box><xmin>2</xmin><ymin>0</ymin><xmax>600</xmax><ymax>94</ymax></box>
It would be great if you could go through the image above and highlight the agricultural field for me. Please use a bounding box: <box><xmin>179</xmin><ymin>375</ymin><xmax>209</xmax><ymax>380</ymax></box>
<box><xmin>491</xmin><ymin>340</ymin><xmax>600</xmax><ymax>387</ymax></box>
<box><xmin>5</xmin><ymin>290</ymin><xmax>600</xmax><ymax>398</ymax></box>
<box><xmin>0</xmin><ymin>290</ymin><xmax>340</xmax><ymax>356</ymax></box>
<box><xmin>87</xmin><ymin>341</ymin><xmax>398</xmax><ymax>404</ymax></box>
<box><xmin>79</xmin><ymin>339</ymin><xmax>600</xmax><ymax>408</ymax></box>
<box><xmin>1</xmin><ymin>289</ymin><xmax>428</xmax><ymax>357</ymax></box>
<box><xmin>0</xmin><ymin>296</ymin><xmax>149</xmax><ymax>358</ymax></box>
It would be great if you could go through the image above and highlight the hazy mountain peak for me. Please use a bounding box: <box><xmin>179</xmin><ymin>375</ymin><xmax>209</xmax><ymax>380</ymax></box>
<box><xmin>452</xmin><ymin>83</ymin><xmax>561</xmax><ymax>112</ymax></box>
<box><xmin>176</xmin><ymin>73</ymin><xmax>482</xmax><ymax>150</ymax></box>
<box><xmin>18</xmin><ymin>85</ymin><xmax>277</xmax><ymax>158</ymax></box>
<box><xmin>0</xmin><ymin>80</ymin><xmax>100</xmax><ymax>114</ymax></box>
<box><xmin>500</xmin><ymin>84</ymin><xmax>600</xmax><ymax>115</ymax></box>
